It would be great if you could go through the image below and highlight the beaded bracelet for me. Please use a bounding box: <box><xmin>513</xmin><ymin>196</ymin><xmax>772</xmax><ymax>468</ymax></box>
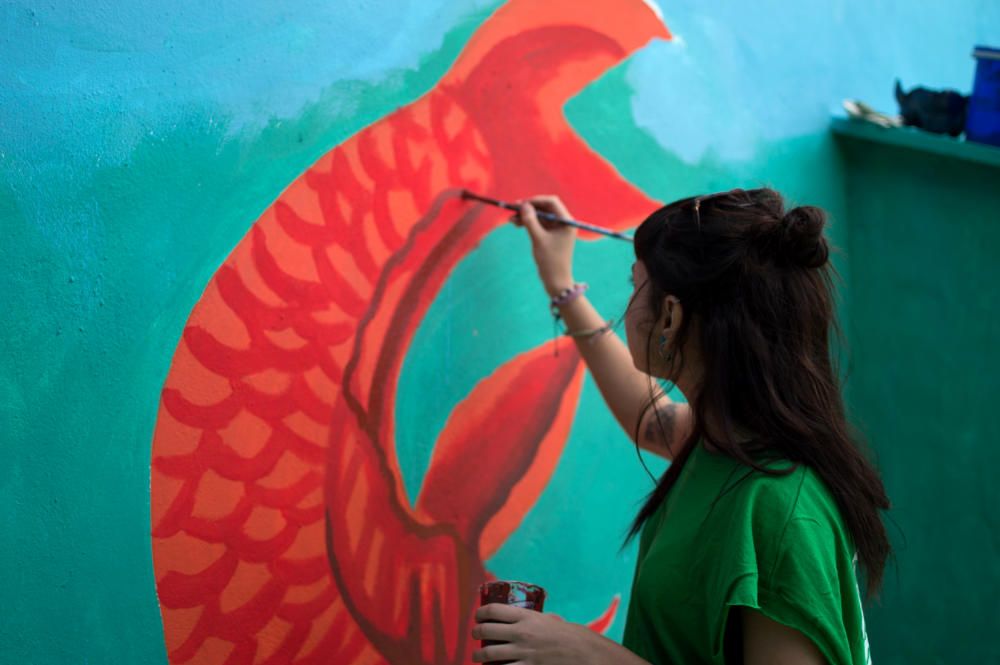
<box><xmin>549</xmin><ymin>282</ymin><xmax>588</xmax><ymax>312</ymax></box>
<box><xmin>549</xmin><ymin>283</ymin><xmax>589</xmax><ymax>356</ymax></box>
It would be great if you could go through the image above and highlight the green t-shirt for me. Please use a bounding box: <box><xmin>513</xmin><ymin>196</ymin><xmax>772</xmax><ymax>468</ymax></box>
<box><xmin>621</xmin><ymin>440</ymin><xmax>872</xmax><ymax>665</ymax></box>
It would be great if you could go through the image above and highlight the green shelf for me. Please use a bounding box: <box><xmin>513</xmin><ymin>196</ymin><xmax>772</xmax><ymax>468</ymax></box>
<box><xmin>831</xmin><ymin>116</ymin><xmax>1000</xmax><ymax>169</ymax></box>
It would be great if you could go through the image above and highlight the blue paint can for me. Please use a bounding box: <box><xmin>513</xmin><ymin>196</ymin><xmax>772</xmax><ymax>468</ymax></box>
<box><xmin>966</xmin><ymin>46</ymin><xmax>1000</xmax><ymax>147</ymax></box>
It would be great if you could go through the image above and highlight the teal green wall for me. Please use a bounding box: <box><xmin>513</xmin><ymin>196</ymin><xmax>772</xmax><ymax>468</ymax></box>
<box><xmin>835</xmin><ymin>129</ymin><xmax>1000</xmax><ymax>664</ymax></box>
<box><xmin>2</xmin><ymin>1</ymin><xmax>999</xmax><ymax>663</ymax></box>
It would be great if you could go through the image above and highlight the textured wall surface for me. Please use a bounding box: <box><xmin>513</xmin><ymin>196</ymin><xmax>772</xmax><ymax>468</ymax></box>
<box><xmin>2</xmin><ymin>1</ymin><xmax>999</xmax><ymax>663</ymax></box>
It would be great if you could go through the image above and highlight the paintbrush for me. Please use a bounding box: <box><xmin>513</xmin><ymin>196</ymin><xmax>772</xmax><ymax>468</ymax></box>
<box><xmin>460</xmin><ymin>190</ymin><xmax>634</xmax><ymax>242</ymax></box>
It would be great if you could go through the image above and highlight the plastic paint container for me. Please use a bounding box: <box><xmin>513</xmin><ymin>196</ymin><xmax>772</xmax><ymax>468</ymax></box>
<box><xmin>966</xmin><ymin>46</ymin><xmax>1000</xmax><ymax>147</ymax></box>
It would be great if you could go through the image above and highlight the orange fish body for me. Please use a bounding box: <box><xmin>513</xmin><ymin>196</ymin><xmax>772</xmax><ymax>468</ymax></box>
<box><xmin>151</xmin><ymin>1</ymin><xmax>669</xmax><ymax>663</ymax></box>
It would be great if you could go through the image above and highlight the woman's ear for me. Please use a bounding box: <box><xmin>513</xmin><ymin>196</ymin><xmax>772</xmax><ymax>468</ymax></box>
<box><xmin>661</xmin><ymin>295</ymin><xmax>683</xmax><ymax>336</ymax></box>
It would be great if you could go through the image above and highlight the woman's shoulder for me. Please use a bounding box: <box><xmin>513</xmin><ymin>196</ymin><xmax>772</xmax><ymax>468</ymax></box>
<box><xmin>699</xmin><ymin>445</ymin><xmax>845</xmax><ymax>536</ymax></box>
<box><xmin>697</xmin><ymin>442</ymin><xmax>804</xmax><ymax>500</ymax></box>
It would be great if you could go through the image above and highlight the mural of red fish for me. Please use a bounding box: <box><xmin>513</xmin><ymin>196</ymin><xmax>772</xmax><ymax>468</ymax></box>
<box><xmin>150</xmin><ymin>1</ymin><xmax>669</xmax><ymax>662</ymax></box>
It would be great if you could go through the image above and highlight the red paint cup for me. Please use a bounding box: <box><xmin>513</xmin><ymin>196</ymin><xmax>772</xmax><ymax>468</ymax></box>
<box><xmin>478</xmin><ymin>580</ymin><xmax>546</xmax><ymax>665</ymax></box>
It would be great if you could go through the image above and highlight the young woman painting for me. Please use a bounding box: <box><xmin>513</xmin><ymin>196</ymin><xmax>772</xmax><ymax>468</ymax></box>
<box><xmin>471</xmin><ymin>189</ymin><xmax>889</xmax><ymax>665</ymax></box>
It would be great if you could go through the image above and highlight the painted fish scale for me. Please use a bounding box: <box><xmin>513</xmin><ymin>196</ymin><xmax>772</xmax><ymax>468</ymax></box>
<box><xmin>151</xmin><ymin>87</ymin><xmax>494</xmax><ymax>664</ymax></box>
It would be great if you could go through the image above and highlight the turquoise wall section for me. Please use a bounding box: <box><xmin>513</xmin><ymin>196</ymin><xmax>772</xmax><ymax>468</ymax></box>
<box><xmin>2</xmin><ymin>1</ymin><xmax>998</xmax><ymax>663</ymax></box>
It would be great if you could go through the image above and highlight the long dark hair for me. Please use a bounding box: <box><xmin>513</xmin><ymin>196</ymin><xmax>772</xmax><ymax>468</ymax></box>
<box><xmin>626</xmin><ymin>187</ymin><xmax>891</xmax><ymax>600</ymax></box>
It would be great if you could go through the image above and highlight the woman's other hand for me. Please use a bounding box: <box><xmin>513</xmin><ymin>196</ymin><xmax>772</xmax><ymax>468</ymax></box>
<box><xmin>471</xmin><ymin>604</ymin><xmax>597</xmax><ymax>665</ymax></box>
<box><xmin>471</xmin><ymin>603</ymin><xmax>653</xmax><ymax>665</ymax></box>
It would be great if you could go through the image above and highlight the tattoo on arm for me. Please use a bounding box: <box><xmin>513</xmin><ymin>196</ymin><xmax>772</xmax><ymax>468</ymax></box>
<box><xmin>643</xmin><ymin>402</ymin><xmax>677</xmax><ymax>452</ymax></box>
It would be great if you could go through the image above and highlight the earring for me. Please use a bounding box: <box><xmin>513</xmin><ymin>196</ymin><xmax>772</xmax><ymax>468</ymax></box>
<box><xmin>658</xmin><ymin>333</ymin><xmax>675</xmax><ymax>362</ymax></box>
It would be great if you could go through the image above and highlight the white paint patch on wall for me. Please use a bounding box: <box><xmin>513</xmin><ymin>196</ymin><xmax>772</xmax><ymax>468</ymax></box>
<box><xmin>640</xmin><ymin>0</ymin><xmax>665</xmax><ymax>21</ymax></box>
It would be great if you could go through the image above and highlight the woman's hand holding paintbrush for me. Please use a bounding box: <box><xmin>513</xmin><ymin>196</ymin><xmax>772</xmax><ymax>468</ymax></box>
<box><xmin>460</xmin><ymin>190</ymin><xmax>633</xmax><ymax>242</ymax></box>
<box><xmin>506</xmin><ymin>195</ymin><xmax>579</xmax><ymax>298</ymax></box>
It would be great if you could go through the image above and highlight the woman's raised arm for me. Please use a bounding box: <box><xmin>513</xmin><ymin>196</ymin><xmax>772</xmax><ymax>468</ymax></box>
<box><xmin>514</xmin><ymin>196</ymin><xmax>692</xmax><ymax>460</ymax></box>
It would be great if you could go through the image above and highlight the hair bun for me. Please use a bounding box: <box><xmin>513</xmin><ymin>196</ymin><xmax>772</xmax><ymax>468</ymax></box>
<box><xmin>777</xmin><ymin>206</ymin><xmax>829</xmax><ymax>269</ymax></box>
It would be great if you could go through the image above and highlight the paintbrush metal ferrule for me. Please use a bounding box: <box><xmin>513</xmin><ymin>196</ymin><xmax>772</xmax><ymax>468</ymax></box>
<box><xmin>460</xmin><ymin>190</ymin><xmax>633</xmax><ymax>242</ymax></box>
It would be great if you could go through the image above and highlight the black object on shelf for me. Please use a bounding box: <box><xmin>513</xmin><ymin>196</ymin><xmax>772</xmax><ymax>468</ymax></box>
<box><xmin>895</xmin><ymin>79</ymin><xmax>968</xmax><ymax>137</ymax></box>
